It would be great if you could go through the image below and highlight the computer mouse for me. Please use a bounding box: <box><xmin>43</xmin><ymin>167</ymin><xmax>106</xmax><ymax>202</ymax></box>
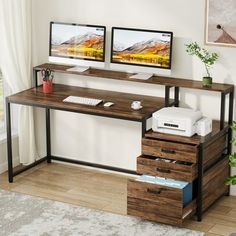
<box><xmin>103</xmin><ymin>102</ymin><xmax>114</xmax><ymax>107</ymax></box>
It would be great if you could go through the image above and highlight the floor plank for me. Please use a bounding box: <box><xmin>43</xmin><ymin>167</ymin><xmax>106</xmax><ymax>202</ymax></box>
<box><xmin>209</xmin><ymin>224</ymin><xmax>236</xmax><ymax>236</ymax></box>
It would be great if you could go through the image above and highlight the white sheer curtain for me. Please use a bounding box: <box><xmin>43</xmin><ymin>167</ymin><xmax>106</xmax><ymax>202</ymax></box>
<box><xmin>0</xmin><ymin>0</ymin><xmax>38</xmax><ymax>164</ymax></box>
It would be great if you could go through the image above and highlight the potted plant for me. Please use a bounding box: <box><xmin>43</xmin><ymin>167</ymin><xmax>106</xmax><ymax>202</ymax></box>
<box><xmin>185</xmin><ymin>42</ymin><xmax>219</xmax><ymax>86</ymax></box>
<box><xmin>226</xmin><ymin>121</ymin><xmax>236</xmax><ymax>185</ymax></box>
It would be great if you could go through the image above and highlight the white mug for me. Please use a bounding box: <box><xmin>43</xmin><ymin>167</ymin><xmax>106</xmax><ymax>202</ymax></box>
<box><xmin>131</xmin><ymin>101</ymin><xmax>142</xmax><ymax>110</ymax></box>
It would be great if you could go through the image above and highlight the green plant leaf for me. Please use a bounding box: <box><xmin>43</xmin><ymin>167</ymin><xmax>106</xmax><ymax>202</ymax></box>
<box><xmin>185</xmin><ymin>42</ymin><xmax>218</xmax><ymax>78</ymax></box>
<box><xmin>231</xmin><ymin>121</ymin><xmax>236</xmax><ymax>131</ymax></box>
<box><xmin>225</xmin><ymin>175</ymin><xmax>236</xmax><ymax>185</ymax></box>
<box><xmin>231</xmin><ymin>138</ymin><xmax>236</xmax><ymax>146</ymax></box>
<box><xmin>230</xmin><ymin>163</ymin><xmax>236</xmax><ymax>167</ymax></box>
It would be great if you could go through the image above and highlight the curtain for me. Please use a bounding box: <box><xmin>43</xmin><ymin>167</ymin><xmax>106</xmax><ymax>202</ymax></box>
<box><xmin>0</xmin><ymin>0</ymin><xmax>38</xmax><ymax>164</ymax></box>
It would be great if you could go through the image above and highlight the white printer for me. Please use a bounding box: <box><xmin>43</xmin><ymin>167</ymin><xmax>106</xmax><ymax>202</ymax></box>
<box><xmin>152</xmin><ymin>107</ymin><xmax>212</xmax><ymax>137</ymax></box>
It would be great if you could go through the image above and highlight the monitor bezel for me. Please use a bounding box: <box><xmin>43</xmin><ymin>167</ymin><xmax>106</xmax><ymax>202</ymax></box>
<box><xmin>49</xmin><ymin>21</ymin><xmax>106</xmax><ymax>63</ymax></box>
<box><xmin>110</xmin><ymin>26</ymin><xmax>173</xmax><ymax>70</ymax></box>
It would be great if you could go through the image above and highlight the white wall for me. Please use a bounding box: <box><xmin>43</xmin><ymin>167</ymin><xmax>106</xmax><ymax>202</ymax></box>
<box><xmin>32</xmin><ymin>0</ymin><xmax>236</xmax><ymax>195</ymax></box>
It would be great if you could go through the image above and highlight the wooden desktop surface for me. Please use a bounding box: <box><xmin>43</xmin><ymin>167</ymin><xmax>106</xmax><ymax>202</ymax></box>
<box><xmin>7</xmin><ymin>84</ymin><xmax>169</xmax><ymax>121</ymax></box>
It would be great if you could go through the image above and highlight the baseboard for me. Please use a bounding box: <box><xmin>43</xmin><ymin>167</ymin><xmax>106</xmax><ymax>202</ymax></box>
<box><xmin>0</xmin><ymin>157</ymin><xmax>20</xmax><ymax>174</ymax></box>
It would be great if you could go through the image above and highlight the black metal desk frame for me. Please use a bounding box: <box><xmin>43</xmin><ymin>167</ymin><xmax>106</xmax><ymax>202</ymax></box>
<box><xmin>6</xmin><ymin>66</ymin><xmax>234</xmax><ymax>223</ymax></box>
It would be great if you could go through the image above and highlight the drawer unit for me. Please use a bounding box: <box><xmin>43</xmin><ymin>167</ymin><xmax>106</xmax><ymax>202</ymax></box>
<box><xmin>137</xmin><ymin>155</ymin><xmax>197</xmax><ymax>182</ymax></box>
<box><xmin>142</xmin><ymin>138</ymin><xmax>198</xmax><ymax>163</ymax></box>
<box><xmin>127</xmin><ymin>179</ymin><xmax>196</xmax><ymax>226</ymax></box>
<box><xmin>128</xmin><ymin>123</ymin><xmax>229</xmax><ymax>226</ymax></box>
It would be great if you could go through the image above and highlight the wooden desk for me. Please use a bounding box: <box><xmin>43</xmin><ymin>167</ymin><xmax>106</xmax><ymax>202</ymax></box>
<box><xmin>6</xmin><ymin>83</ymin><xmax>170</xmax><ymax>182</ymax></box>
<box><xmin>6</xmin><ymin>63</ymin><xmax>234</xmax><ymax>225</ymax></box>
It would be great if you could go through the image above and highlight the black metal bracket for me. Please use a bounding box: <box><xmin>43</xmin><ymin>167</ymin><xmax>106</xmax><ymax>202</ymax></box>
<box><xmin>165</xmin><ymin>86</ymin><xmax>179</xmax><ymax>107</ymax></box>
<box><xmin>142</xmin><ymin>119</ymin><xmax>147</xmax><ymax>138</ymax></box>
<box><xmin>6</xmin><ymin>99</ymin><xmax>13</xmax><ymax>183</ymax></box>
<box><xmin>6</xmin><ymin>101</ymin><xmax>146</xmax><ymax>182</ymax></box>
<box><xmin>220</xmin><ymin>89</ymin><xmax>234</xmax><ymax>131</ymax></box>
<box><xmin>227</xmin><ymin>89</ymin><xmax>234</xmax><ymax>155</ymax></box>
<box><xmin>46</xmin><ymin>108</ymin><xmax>51</xmax><ymax>163</ymax></box>
<box><xmin>197</xmin><ymin>143</ymin><xmax>204</xmax><ymax>221</ymax></box>
<box><xmin>33</xmin><ymin>69</ymin><xmax>40</xmax><ymax>87</ymax></box>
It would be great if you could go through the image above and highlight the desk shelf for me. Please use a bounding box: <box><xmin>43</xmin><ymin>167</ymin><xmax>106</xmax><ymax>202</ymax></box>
<box><xmin>34</xmin><ymin>63</ymin><xmax>233</xmax><ymax>93</ymax></box>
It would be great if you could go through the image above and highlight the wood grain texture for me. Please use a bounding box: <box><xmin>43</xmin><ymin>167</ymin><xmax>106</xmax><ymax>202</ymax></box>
<box><xmin>137</xmin><ymin>155</ymin><xmax>197</xmax><ymax>182</ymax></box>
<box><xmin>144</xmin><ymin>120</ymin><xmax>228</xmax><ymax>145</ymax></box>
<box><xmin>127</xmin><ymin>197</ymin><xmax>196</xmax><ymax>226</ymax></box>
<box><xmin>142</xmin><ymin>138</ymin><xmax>198</xmax><ymax>163</ymax></box>
<box><xmin>127</xmin><ymin>179</ymin><xmax>183</xmax><ymax>204</ymax></box>
<box><xmin>203</xmin><ymin>134</ymin><xmax>227</xmax><ymax>170</ymax></box>
<box><xmin>127</xmin><ymin>179</ymin><xmax>196</xmax><ymax>226</ymax></box>
<box><xmin>6</xmin><ymin>83</ymin><xmax>169</xmax><ymax>121</ymax></box>
<box><xmin>202</xmin><ymin>157</ymin><xmax>229</xmax><ymax>211</ymax></box>
<box><xmin>34</xmin><ymin>63</ymin><xmax>234</xmax><ymax>93</ymax></box>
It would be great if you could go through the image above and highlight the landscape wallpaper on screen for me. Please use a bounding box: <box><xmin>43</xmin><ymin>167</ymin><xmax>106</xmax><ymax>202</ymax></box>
<box><xmin>112</xmin><ymin>29</ymin><xmax>171</xmax><ymax>68</ymax></box>
<box><xmin>51</xmin><ymin>24</ymin><xmax>105</xmax><ymax>61</ymax></box>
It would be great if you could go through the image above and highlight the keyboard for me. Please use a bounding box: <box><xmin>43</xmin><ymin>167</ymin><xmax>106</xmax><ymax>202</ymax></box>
<box><xmin>63</xmin><ymin>96</ymin><xmax>103</xmax><ymax>106</ymax></box>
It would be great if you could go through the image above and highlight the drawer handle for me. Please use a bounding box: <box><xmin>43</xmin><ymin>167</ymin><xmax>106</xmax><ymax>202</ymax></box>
<box><xmin>161</xmin><ymin>148</ymin><xmax>176</xmax><ymax>154</ymax></box>
<box><xmin>146</xmin><ymin>188</ymin><xmax>162</xmax><ymax>195</ymax></box>
<box><xmin>156</xmin><ymin>168</ymin><xmax>171</xmax><ymax>173</ymax></box>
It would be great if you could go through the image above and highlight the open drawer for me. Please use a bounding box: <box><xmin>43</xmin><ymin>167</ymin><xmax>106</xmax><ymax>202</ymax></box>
<box><xmin>127</xmin><ymin>179</ymin><xmax>196</xmax><ymax>226</ymax></box>
<box><xmin>137</xmin><ymin>155</ymin><xmax>197</xmax><ymax>182</ymax></box>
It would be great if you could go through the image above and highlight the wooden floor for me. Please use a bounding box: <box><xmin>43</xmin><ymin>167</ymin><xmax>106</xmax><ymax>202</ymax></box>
<box><xmin>0</xmin><ymin>162</ymin><xmax>236</xmax><ymax>236</ymax></box>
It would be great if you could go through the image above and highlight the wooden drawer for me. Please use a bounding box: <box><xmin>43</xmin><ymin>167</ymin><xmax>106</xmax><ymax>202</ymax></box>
<box><xmin>137</xmin><ymin>155</ymin><xmax>197</xmax><ymax>182</ymax></box>
<box><xmin>142</xmin><ymin>138</ymin><xmax>198</xmax><ymax>163</ymax></box>
<box><xmin>127</xmin><ymin>180</ymin><xmax>196</xmax><ymax>226</ymax></box>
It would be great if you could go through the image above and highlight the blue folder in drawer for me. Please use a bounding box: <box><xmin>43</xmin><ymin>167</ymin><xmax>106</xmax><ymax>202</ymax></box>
<box><xmin>137</xmin><ymin>175</ymin><xmax>192</xmax><ymax>206</ymax></box>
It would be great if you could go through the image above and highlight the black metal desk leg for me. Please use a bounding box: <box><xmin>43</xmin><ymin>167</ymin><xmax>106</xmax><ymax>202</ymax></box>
<box><xmin>228</xmin><ymin>90</ymin><xmax>234</xmax><ymax>155</ymax></box>
<box><xmin>46</xmin><ymin>108</ymin><xmax>51</xmax><ymax>163</ymax></box>
<box><xmin>165</xmin><ymin>86</ymin><xmax>171</xmax><ymax>107</ymax></box>
<box><xmin>197</xmin><ymin>144</ymin><xmax>204</xmax><ymax>221</ymax></box>
<box><xmin>33</xmin><ymin>69</ymin><xmax>39</xmax><ymax>87</ymax></box>
<box><xmin>174</xmin><ymin>87</ymin><xmax>179</xmax><ymax>107</ymax></box>
<box><xmin>142</xmin><ymin>119</ymin><xmax>147</xmax><ymax>137</ymax></box>
<box><xmin>6</xmin><ymin>100</ymin><xmax>13</xmax><ymax>183</ymax></box>
<box><xmin>220</xmin><ymin>92</ymin><xmax>226</xmax><ymax>130</ymax></box>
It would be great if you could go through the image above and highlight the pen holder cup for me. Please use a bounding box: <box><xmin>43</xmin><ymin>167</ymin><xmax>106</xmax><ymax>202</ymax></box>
<box><xmin>43</xmin><ymin>80</ymin><xmax>53</xmax><ymax>94</ymax></box>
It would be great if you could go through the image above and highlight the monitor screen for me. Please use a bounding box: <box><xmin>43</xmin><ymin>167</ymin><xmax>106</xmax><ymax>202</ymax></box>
<box><xmin>49</xmin><ymin>22</ymin><xmax>106</xmax><ymax>62</ymax></box>
<box><xmin>111</xmin><ymin>27</ymin><xmax>173</xmax><ymax>70</ymax></box>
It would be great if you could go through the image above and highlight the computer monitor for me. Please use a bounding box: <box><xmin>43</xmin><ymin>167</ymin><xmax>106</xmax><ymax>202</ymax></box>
<box><xmin>49</xmin><ymin>22</ymin><xmax>106</xmax><ymax>71</ymax></box>
<box><xmin>110</xmin><ymin>27</ymin><xmax>173</xmax><ymax>78</ymax></box>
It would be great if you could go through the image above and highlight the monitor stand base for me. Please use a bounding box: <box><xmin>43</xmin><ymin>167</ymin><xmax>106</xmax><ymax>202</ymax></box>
<box><xmin>66</xmin><ymin>66</ymin><xmax>90</xmax><ymax>73</ymax></box>
<box><xmin>129</xmin><ymin>73</ymin><xmax>153</xmax><ymax>80</ymax></box>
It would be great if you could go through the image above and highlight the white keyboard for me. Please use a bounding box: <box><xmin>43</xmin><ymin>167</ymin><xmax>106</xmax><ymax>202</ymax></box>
<box><xmin>63</xmin><ymin>96</ymin><xmax>103</xmax><ymax>106</ymax></box>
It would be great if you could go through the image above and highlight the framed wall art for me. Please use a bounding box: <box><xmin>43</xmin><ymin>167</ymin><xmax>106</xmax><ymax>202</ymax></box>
<box><xmin>205</xmin><ymin>0</ymin><xmax>236</xmax><ymax>47</ymax></box>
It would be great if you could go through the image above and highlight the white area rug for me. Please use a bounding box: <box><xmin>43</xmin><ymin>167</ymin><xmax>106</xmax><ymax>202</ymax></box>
<box><xmin>0</xmin><ymin>189</ymin><xmax>204</xmax><ymax>236</ymax></box>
